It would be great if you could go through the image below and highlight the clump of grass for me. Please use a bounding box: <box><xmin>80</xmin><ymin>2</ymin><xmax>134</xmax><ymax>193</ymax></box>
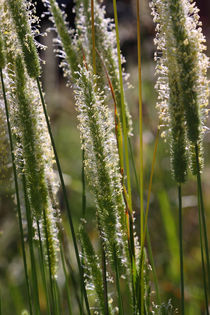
<box><xmin>0</xmin><ymin>0</ymin><xmax>209</xmax><ymax>313</ymax></box>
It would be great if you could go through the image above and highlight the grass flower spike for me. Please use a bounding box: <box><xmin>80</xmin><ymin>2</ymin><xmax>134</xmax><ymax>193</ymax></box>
<box><xmin>0</xmin><ymin>1</ymin><xmax>60</xmax><ymax>277</ymax></box>
<box><xmin>8</xmin><ymin>0</ymin><xmax>41</xmax><ymax>78</ymax></box>
<box><xmin>75</xmin><ymin>63</ymin><xmax>129</xmax><ymax>272</ymax></box>
<box><xmin>151</xmin><ymin>0</ymin><xmax>209</xmax><ymax>176</ymax></box>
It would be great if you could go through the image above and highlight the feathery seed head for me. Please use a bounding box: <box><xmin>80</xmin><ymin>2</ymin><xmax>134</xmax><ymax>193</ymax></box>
<box><xmin>75</xmin><ymin>63</ymin><xmax>129</xmax><ymax>272</ymax></box>
<box><xmin>8</xmin><ymin>0</ymin><xmax>41</xmax><ymax>78</ymax></box>
<box><xmin>42</xmin><ymin>0</ymin><xmax>79</xmax><ymax>82</ymax></box>
<box><xmin>75</xmin><ymin>0</ymin><xmax>133</xmax><ymax>135</ymax></box>
<box><xmin>151</xmin><ymin>0</ymin><xmax>209</xmax><ymax>179</ymax></box>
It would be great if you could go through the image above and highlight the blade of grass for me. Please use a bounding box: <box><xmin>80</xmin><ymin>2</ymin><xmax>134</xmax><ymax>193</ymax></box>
<box><xmin>129</xmin><ymin>129</ymin><xmax>160</xmax><ymax>304</ymax></box>
<box><xmin>178</xmin><ymin>185</ymin><xmax>185</xmax><ymax>315</ymax></box>
<box><xmin>0</xmin><ymin>69</ymin><xmax>33</xmax><ymax>315</ymax></box>
<box><xmin>36</xmin><ymin>77</ymin><xmax>90</xmax><ymax>315</ymax></box>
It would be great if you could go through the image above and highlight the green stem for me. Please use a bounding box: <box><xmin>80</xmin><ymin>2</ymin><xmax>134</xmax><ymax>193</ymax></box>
<box><xmin>112</xmin><ymin>0</ymin><xmax>132</xmax><ymax>213</ymax></box>
<box><xmin>178</xmin><ymin>185</ymin><xmax>184</xmax><ymax>315</ymax></box>
<box><xmin>0</xmin><ymin>69</ymin><xmax>33</xmax><ymax>315</ymax></box>
<box><xmin>101</xmin><ymin>244</ymin><xmax>109</xmax><ymax>315</ymax></box>
<box><xmin>60</xmin><ymin>245</ymin><xmax>73</xmax><ymax>315</ymax></box>
<box><xmin>146</xmin><ymin>229</ymin><xmax>160</xmax><ymax>304</ymax></box>
<box><xmin>197</xmin><ymin>192</ymin><xmax>209</xmax><ymax>315</ymax></box>
<box><xmin>36</xmin><ymin>77</ymin><xmax>90</xmax><ymax>315</ymax></box>
<box><xmin>91</xmin><ymin>0</ymin><xmax>96</xmax><ymax>75</ymax></box>
<box><xmin>114</xmin><ymin>248</ymin><xmax>124</xmax><ymax>315</ymax></box>
<box><xmin>42</xmin><ymin>206</ymin><xmax>56</xmax><ymax>315</ymax></box>
<box><xmin>22</xmin><ymin>174</ymin><xmax>41</xmax><ymax>315</ymax></box>
<box><xmin>130</xmin><ymin>129</ymin><xmax>160</xmax><ymax>304</ymax></box>
<box><xmin>195</xmin><ymin>144</ymin><xmax>210</xmax><ymax>289</ymax></box>
<box><xmin>36</xmin><ymin>220</ymin><xmax>51</xmax><ymax>314</ymax></box>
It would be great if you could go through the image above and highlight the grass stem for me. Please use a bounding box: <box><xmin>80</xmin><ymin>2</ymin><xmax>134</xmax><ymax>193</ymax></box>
<box><xmin>112</xmin><ymin>0</ymin><xmax>132</xmax><ymax>213</ymax></box>
<box><xmin>22</xmin><ymin>174</ymin><xmax>41</xmax><ymax>315</ymax></box>
<box><xmin>195</xmin><ymin>144</ymin><xmax>210</xmax><ymax>289</ymax></box>
<box><xmin>178</xmin><ymin>185</ymin><xmax>184</xmax><ymax>315</ymax></box>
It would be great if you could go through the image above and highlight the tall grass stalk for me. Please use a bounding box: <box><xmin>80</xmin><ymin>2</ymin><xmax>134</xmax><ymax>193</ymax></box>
<box><xmin>0</xmin><ymin>68</ymin><xmax>33</xmax><ymax>315</ymax></box>
<box><xmin>112</xmin><ymin>0</ymin><xmax>132</xmax><ymax>213</ymax></box>
<box><xmin>178</xmin><ymin>185</ymin><xmax>185</xmax><ymax>314</ymax></box>
<box><xmin>135</xmin><ymin>0</ymin><xmax>145</xmax><ymax>312</ymax></box>
<box><xmin>197</xmin><ymin>188</ymin><xmax>209</xmax><ymax>315</ymax></box>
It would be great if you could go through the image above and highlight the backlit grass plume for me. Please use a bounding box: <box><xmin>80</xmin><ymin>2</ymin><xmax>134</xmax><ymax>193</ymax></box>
<box><xmin>0</xmin><ymin>1</ymin><xmax>60</xmax><ymax>277</ymax></box>
<box><xmin>8</xmin><ymin>0</ymin><xmax>41</xmax><ymax>78</ymax></box>
<box><xmin>150</xmin><ymin>0</ymin><xmax>209</xmax><ymax>178</ymax></box>
<box><xmin>75</xmin><ymin>63</ymin><xmax>129</xmax><ymax>273</ymax></box>
<box><xmin>75</xmin><ymin>0</ymin><xmax>133</xmax><ymax>135</ymax></box>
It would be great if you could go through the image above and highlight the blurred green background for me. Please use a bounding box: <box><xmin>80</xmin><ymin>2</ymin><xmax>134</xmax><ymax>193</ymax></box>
<box><xmin>0</xmin><ymin>0</ymin><xmax>209</xmax><ymax>313</ymax></box>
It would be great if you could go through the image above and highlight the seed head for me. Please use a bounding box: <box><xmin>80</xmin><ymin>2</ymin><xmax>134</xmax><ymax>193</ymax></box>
<box><xmin>8</xmin><ymin>0</ymin><xmax>41</xmax><ymax>78</ymax></box>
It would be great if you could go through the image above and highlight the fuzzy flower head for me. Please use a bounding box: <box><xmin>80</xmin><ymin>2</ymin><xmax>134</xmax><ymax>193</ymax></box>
<box><xmin>150</xmin><ymin>0</ymin><xmax>209</xmax><ymax>179</ymax></box>
<box><xmin>75</xmin><ymin>62</ymin><xmax>129</xmax><ymax>273</ymax></box>
<box><xmin>0</xmin><ymin>0</ymin><xmax>60</xmax><ymax>276</ymax></box>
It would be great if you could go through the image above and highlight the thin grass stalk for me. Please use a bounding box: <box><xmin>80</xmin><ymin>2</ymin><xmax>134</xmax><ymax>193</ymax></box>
<box><xmin>61</xmin><ymin>233</ymin><xmax>83</xmax><ymax>314</ymax></box>
<box><xmin>129</xmin><ymin>129</ymin><xmax>160</xmax><ymax>304</ymax></box>
<box><xmin>145</xmin><ymin>229</ymin><xmax>160</xmax><ymax>304</ymax></box>
<box><xmin>178</xmin><ymin>185</ymin><xmax>184</xmax><ymax>314</ymax></box>
<box><xmin>53</xmin><ymin>280</ymin><xmax>61</xmax><ymax>315</ymax></box>
<box><xmin>195</xmin><ymin>144</ymin><xmax>210</xmax><ymax>288</ymax></box>
<box><xmin>113</xmin><ymin>248</ymin><xmax>124</xmax><ymax>315</ymax></box>
<box><xmin>135</xmin><ymin>0</ymin><xmax>144</xmax><ymax>312</ymax></box>
<box><xmin>91</xmin><ymin>0</ymin><xmax>96</xmax><ymax>75</ymax></box>
<box><xmin>101</xmin><ymin>244</ymin><xmax>109</xmax><ymax>315</ymax></box>
<box><xmin>112</xmin><ymin>0</ymin><xmax>132</xmax><ymax>213</ymax></box>
<box><xmin>138</xmin><ymin>129</ymin><xmax>159</xmax><ymax>312</ymax></box>
<box><xmin>36</xmin><ymin>220</ymin><xmax>51</xmax><ymax>314</ymax></box>
<box><xmin>36</xmin><ymin>78</ymin><xmax>90</xmax><ymax>315</ymax></box>
<box><xmin>42</xmin><ymin>205</ymin><xmax>57</xmax><ymax>315</ymax></box>
<box><xmin>197</xmin><ymin>194</ymin><xmax>209</xmax><ymax>315</ymax></box>
<box><xmin>81</xmin><ymin>149</ymin><xmax>85</xmax><ymax>314</ymax></box>
<box><xmin>60</xmin><ymin>245</ymin><xmax>73</xmax><ymax>315</ymax></box>
<box><xmin>0</xmin><ymin>69</ymin><xmax>33</xmax><ymax>315</ymax></box>
<box><xmin>22</xmin><ymin>174</ymin><xmax>41</xmax><ymax>315</ymax></box>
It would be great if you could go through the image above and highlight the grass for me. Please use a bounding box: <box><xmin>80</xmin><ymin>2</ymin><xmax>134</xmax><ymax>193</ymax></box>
<box><xmin>0</xmin><ymin>0</ymin><xmax>209</xmax><ymax>314</ymax></box>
